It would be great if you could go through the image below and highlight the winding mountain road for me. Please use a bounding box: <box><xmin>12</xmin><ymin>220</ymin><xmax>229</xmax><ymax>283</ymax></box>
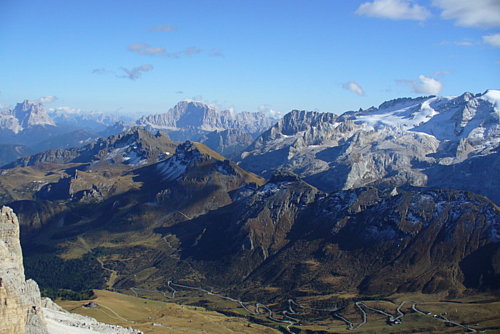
<box><xmin>128</xmin><ymin>282</ymin><xmax>479</xmax><ymax>333</ymax></box>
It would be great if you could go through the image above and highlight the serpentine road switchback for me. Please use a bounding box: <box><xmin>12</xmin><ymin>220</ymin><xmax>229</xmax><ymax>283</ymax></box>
<box><xmin>128</xmin><ymin>281</ymin><xmax>478</xmax><ymax>333</ymax></box>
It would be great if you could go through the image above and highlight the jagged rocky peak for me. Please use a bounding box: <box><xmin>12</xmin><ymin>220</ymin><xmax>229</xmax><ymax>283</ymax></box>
<box><xmin>0</xmin><ymin>100</ymin><xmax>55</xmax><ymax>134</ymax></box>
<box><xmin>155</xmin><ymin>141</ymin><xmax>225</xmax><ymax>181</ymax></box>
<box><xmin>107</xmin><ymin>126</ymin><xmax>171</xmax><ymax>146</ymax></box>
<box><xmin>173</xmin><ymin>100</ymin><xmax>221</xmax><ymax>127</ymax></box>
<box><xmin>175</xmin><ymin>140</ymin><xmax>224</xmax><ymax>161</ymax></box>
<box><xmin>277</xmin><ymin>110</ymin><xmax>338</xmax><ymax>135</ymax></box>
<box><xmin>84</xmin><ymin>126</ymin><xmax>176</xmax><ymax>166</ymax></box>
<box><xmin>137</xmin><ymin>100</ymin><xmax>275</xmax><ymax>135</ymax></box>
<box><xmin>89</xmin><ymin>126</ymin><xmax>175</xmax><ymax>163</ymax></box>
<box><xmin>13</xmin><ymin>100</ymin><xmax>55</xmax><ymax>128</ymax></box>
<box><xmin>171</xmin><ymin>141</ymin><xmax>202</xmax><ymax>162</ymax></box>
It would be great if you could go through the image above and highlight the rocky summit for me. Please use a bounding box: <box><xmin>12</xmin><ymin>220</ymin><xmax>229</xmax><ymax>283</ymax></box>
<box><xmin>239</xmin><ymin>90</ymin><xmax>500</xmax><ymax>204</ymax></box>
<box><xmin>137</xmin><ymin>100</ymin><xmax>274</xmax><ymax>142</ymax></box>
<box><xmin>1</xmin><ymin>100</ymin><xmax>55</xmax><ymax>134</ymax></box>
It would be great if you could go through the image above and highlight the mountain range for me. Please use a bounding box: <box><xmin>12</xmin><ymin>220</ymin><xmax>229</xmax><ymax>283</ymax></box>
<box><xmin>0</xmin><ymin>99</ymin><xmax>276</xmax><ymax>167</ymax></box>
<box><xmin>0</xmin><ymin>91</ymin><xmax>498</xmax><ymax>333</ymax></box>
<box><xmin>240</xmin><ymin>90</ymin><xmax>500</xmax><ymax>204</ymax></box>
<box><xmin>0</xmin><ymin>100</ymin><xmax>134</xmax><ymax>165</ymax></box>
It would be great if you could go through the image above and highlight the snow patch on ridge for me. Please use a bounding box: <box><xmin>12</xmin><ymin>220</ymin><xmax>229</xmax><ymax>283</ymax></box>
<box><xmin>482</xmin><ymin>89</ymin><xmax>500</xmax><ymax>110</ymax></box>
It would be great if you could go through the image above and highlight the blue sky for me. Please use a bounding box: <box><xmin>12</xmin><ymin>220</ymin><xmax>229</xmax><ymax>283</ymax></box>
<box><xmin>0</xmin><ymin>0</ymin><xmax>499</xmax><ymax>117</ymax></box>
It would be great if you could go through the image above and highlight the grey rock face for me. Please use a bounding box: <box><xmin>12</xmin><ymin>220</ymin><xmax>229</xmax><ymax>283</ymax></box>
<box><xmin>0</xmin><ymin>206</ymin><xmax>48</xmax><ymax>334</ymax></box>
<box><xmin>12</xmin><ymin>101</ymin><xmax>55</xmax><ymax>129</ymax></box>
<box><xmin>199</xmin><ymin>129</ymin><xmax>256</xmax><ymax>157</ymax></box>
<box><xmin>0</xmin><ymin>206</ymin><xmax>144</xmax><ymax>334</ymax></box>
<box><xmin>0</xmin><ymin>100</ymin><xmax>55</xmax><ymax>134</ymax></box>
<box><xmin>137</xmin><ymin>100</ymin><xmax>275</xmax><ymax>141</ymax></box>
<box><xmin>239</xmin><ymin>90</ymin><xmax>500</xmax><ymax>203</ymax></box>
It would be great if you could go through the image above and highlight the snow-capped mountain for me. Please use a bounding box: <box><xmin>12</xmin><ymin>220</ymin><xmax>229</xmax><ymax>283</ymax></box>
<box><xmin>137</xmin><ymin>100</ymin><xmax>275</xmax><ymax>141</ymax></box>
<box><xmin>239</xmin><ymin>90</ymin><xmax>500</xmax><ymax>203</ymax></box>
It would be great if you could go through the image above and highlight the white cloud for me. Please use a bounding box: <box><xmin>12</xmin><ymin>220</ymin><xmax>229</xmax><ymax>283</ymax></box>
<box><xmin>400</xmin><ymin>75</ymin><xmax>443</xmax><ymax>95</ymax></box>
<box><xmin>433</xmin><ymin>0</ymin><xmax>500</xmax><ymax>28</ymax></box>
<box><xmin>35</xmin><ymin>96</ymin><xmax>58</xmax><ymax>104</ymax></box>
<box><xmin>128</xmin><ymin>43</ymin><xmax>166</xmax><ymax>56</ymax></box>
<box><xmin>483</xmin><ymin>33</ymin><xmax>500</xmax><ymax>47</ymax></box>
<box><xmin>48</xmin><ymin>106</ymin><xmax>81</xmax><ymax>114</ymax></box>
<box><xmin>342</xmin><ymin>81</ymin><xmax>365</xmax><ymax>96</ymax></box>
<box><xmin>149</xmin><ymin>25</ymin><xmax>176</xmax><ymax>32</ymax></box>
<box><xmin>355</xmin><ymin>0</ymin><xmax>431</xmax><ymax>21</ymax></box>
<box><xmin>258</xmin><ymin>105</ymin><xmax>283</xmax><ymax>119</ymax></box>
<box><xmin>119</xmin><ymin>64</ymin><xmax>154</xmax><ymax>80</ymax></box>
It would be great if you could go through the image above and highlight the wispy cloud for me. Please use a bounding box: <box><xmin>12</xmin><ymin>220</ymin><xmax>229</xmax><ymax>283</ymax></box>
<box><xmin>434</xmin><ymin>70</ymin><xmax>451</xmax><ymax>76</ymax></box>
<box><xmin>440</xmin><ymin>40</ymin><xmax>476</xmax><ymax>46</ymax></box>
<box><xmin>128</xmin><ymin>43</ymin><xmax>166</xmax><ymax>56</ymax></box>
<box><xmin>180</xmin><ymin>46</ymin><xmax>202</xmax><ymax>57</ymax></box>
<box><xmin>210</xmin><ymin>49</ymin><xmax>225</xmax><ymax>57</ymax></box>
<box><xmin>165</xmin><ymin>46</ymin><xmax>202</xmax><ymax>58</ymax></box>
<box><xmin>483</xmin><ymin>33</ymin><xmax>500</xmax><ymax>48</ymax></box>
<box><xmin>119</xmin><ymin>64</ymin><xmax>154</xmax><ymax>80</ymax></box>
<box><xmin>399</xmin><ymin>75</ymin><xmax>443</xmax><ymax>95</ymax></box>
<box><xmin>342</xmin><ymin>81</ymin><xmax>365</xmax><ymax>96</ymax></box>
<box><xmin>148</xmin><ymin>24</ymin><xmax>176</xmax><ymax>32</ymax></box>
<box><xmin>92</xmin><ymin>68</ymin><xmax>109</xmax><ymax>75</ymax></box>
<box><xmin>432</xmin><ymin>0</ymin><xmax>500</xmax><ymax>28</ymax></box>
<box><xmin>35</xmin><ymin>96</ymin><xmax>58</xmax><ymax>104</ymax></box>
<box><xmin>355</xmin><ymin>0</ymin><xmax>431</xmax><ymax>21</ymax></box>
<box><xmin>128</xmin><ymin>43</ymin><xmax>202</xmax><ymax>58</ymax></box>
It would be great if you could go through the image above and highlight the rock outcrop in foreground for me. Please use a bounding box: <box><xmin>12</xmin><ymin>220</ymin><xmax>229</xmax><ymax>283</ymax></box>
<box><xmin>0</xmin><ymin>206</ymin><xmax>143</xmax><ymax>334</ymax></box>
<box><xmin>0</xmin><ymin>206</ymin><xmax>47</xmax><ymax>334</ymax></box>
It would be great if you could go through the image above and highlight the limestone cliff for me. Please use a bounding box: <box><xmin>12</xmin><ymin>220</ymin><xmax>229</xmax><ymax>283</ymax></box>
<box><xmin>0</xmin><ymin>206</ymin><xmax>48</xmax><ymax>334</ymax></box>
